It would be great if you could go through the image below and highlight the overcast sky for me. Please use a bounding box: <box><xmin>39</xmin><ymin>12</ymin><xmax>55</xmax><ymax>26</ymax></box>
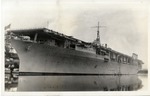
<box><xmin>2</xmin><ymin>0</ymin><xmax>149</xmax><ymax>69</ymax></box>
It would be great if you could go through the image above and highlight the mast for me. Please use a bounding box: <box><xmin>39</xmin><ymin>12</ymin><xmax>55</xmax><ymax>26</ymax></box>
<box><xmin>92</xmin><ymin>22</ymin><xmax>105</xmax><ymax>45</ymax></box>
<box><xmin>96</xmin><ymin>22</ymin><xmax>100</xmax><ymax>45</ymax></box>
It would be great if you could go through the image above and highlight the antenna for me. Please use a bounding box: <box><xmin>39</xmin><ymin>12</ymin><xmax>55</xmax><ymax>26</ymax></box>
<box><xmin>92</xmin><ymin>22</ymin><xmax>106</xmax><ymax>45</ymax></box>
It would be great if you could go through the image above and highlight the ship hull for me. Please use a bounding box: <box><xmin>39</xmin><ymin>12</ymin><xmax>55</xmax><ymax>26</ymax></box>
<box><xmin>10</xmin><ymin>40</ymin><xmax>138</xmax><ymax>74</ymax></box>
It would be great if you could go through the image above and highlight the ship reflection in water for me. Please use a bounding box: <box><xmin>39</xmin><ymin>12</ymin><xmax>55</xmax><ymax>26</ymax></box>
<box><xmin>5</xmin><ymin>74</ymin><xmax>143</xmax><ymax>91</ymax></box>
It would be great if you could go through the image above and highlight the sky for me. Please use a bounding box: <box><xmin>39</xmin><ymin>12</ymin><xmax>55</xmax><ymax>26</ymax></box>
<box><xmin>2</xmin><ymin>0</ymin><xmax>149</xmax><ymax>69</ymax></box>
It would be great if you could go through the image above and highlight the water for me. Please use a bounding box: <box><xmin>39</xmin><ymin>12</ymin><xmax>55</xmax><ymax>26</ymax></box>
<box><xmin>138</xmin><ymin>74</ymin><xmax>148</xmax><ymax>91</ymax></box>
<box><xmin>5</xmin><ymin>74</ymin><xmax>148</xmax><ymax>91</ymax></box>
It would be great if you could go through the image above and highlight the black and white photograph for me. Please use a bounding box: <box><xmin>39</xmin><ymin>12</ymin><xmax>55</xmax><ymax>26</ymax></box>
<box><xmin>1</xmin><ymin>0</ymin><xmax>149</xmax><ymax>95</ymax></box>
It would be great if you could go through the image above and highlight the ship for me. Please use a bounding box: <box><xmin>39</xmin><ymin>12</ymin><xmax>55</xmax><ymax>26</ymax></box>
<box><xmin>6</xmin><ymin>23</ymin><xmax>144</xmax><ymax>75</ymax></box>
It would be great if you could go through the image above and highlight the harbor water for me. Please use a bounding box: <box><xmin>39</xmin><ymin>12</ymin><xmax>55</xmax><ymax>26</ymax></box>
<box><xmin>5</xmin><ymin>73</ymin><xmax>148</xmax><ymax>91</ymax></box>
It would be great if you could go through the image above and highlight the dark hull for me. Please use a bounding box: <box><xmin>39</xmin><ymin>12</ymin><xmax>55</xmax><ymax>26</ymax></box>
<box><xmin>10</xmin><ymin>40</ymin><xmax>138</xmax><ymax>74</ymax></box>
